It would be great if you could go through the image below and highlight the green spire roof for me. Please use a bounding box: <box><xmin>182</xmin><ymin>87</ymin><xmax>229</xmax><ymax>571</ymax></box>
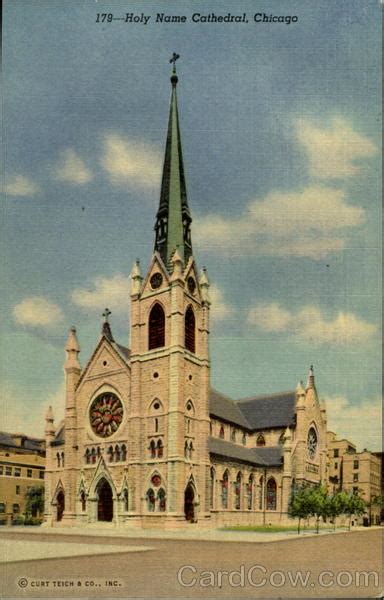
<box><xmin>154</xmin><ymin>60</ymin><xmax>192</xmax><ymax>270</ymax></box>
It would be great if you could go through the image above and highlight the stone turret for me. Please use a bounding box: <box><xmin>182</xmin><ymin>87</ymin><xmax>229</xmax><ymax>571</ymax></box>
<box><xmin>130</xmin><ymin>259</ymin><xmax>142</xmax><ymax>296</ymax></box>
<box><xmin>199</xmin><ymin>267</ymin><xmax>211</xmax><ymax>305</ymax></box>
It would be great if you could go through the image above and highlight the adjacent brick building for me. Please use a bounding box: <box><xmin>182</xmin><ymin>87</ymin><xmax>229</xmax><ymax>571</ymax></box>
<box><xmin>0</xmin><ymin>432</ymin><xmax>45</xmax><ymax>525</ymax></box>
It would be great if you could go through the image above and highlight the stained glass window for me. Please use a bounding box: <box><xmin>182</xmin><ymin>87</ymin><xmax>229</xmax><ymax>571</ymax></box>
<box><xmin>89</xmin><ymin>393</ymin><xmax>123</xmax><ymax>438</ymax></box>
<box><xmin>247</xmin><ymin>475</ymin><xmax>253</xmax><ymax>510</ymax></box>
<box><xmin>235</xmin><ymin>472</ymin><xmax>242</xmax><ymax>509</ymax></box>
<box><xmin>158</xmin><ymin>488</ymin><xmax>166</xmax><ymax>511</ymax></box>
<box><xmin>221</xmin><ymin>470</ymin><xmax>229</xmax><ymax>508</ymax></box>
<box><xmin>266</xmin><ymin>478</ymin><xmax>277</xmax><ymax>510</ymax></box>
<box><xmin>146</xmin><ymin>488</ymin><xmax>155</xmax><ymax>512</ymax></box>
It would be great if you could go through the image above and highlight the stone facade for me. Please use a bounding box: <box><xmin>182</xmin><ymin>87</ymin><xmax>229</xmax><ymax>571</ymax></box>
<box><xmin>43</xmin><ymin>65</ymin><xmax>328</xmax><ymax>529</ymax></box>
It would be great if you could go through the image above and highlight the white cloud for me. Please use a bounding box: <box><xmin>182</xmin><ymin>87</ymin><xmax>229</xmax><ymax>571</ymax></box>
<box><xmin>195</xmin><ymin>186</ymin><xmax>364</xmax><ymax>259</ymax></box>
<box><xmin>4</xmin><ymin>175</ymin><xmax>39</xmax><ymax>197</ymax></box>
<box><xmin>101</xmin><ymin>133</ymin><xmax>161</xmax><ymax>188</ymax></box>
<box><xmin>0</xmin><ymin>381</ymin><xmax>65</xmax><ymax>438</ymax></box>
<box><xmin>248</xmin><ymin>303</ymin><xmax>376</xmax><ymax>345</ymax></box>
<box><xmin>13</xmin><ymin>297</ymin><xmax>64</xmax><ymax>328</ymax></box>
<box><xmin>326</xmin><ymin>395</ymin><xmax>382</xmax><ymax>452</ymax></box>
<box><xmin>71</xmin><ymin>274</ymin><xmax>131</xmax><ymax>314</ymax></box>
<box><xmin>54</xmin><ymin>149</ymin><xmax>92</xmax><ymax>184</ymax></box>
<box><xmin>296</xmin><ymin>117</ymin><xmax>377</xmax><ymax>179</ymax></box>
<box><xmin>209</xmin><ymin>284</ymin><xmax>233</xmax><ymax>322</ymax></box>
<box><xmin>248</xmin><ymin>302</ymin><xmax>291</xmax><ymax>332</ymax></box>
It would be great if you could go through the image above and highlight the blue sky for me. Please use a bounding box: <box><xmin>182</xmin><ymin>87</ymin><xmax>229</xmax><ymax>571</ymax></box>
<box><xmin>1</xmin><ymin>0</ymin><xmax>381</xmax><ymax>450</ymax></box>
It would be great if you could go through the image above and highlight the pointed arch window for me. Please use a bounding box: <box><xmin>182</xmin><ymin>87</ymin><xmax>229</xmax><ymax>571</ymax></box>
<box><xmin>85</xmin><ymin>449</ymin><xmax>90</xmax><ymax>465</ymax></box>
<box><xmin>235</xmin><ymin>472</ymin><xmax>242</xmax><ymax>510</ymax></box>
<box><xmin>91</xmin><ymin>448</ymin><xmax>97</xmax><ymax>464</ymax></box>
<box><xmin>219</xmin><ymin>425</ymin><xmax>225</xmax><ymax>439</ymax></box>
<box><xmin>121</xmin><ymin>444</ymin><xmax>127</xmax><ymax>461</ymax></box>
<box><xmin>115</xmin><ymin>445</ymin><xmax>121</xmax><ymax>462</ymax></box>
<box><xmin>56</xmin><ymin>453</ymin><xmax>61</xmax><ymax>468</ymax></box>
<box><xmin>157</xmin><ymin>439</ymin><xmax>164</xmax><ymax>458</ymax></box>
<box><xmin>154</xmin><ymin>417</ymin><xmax>159</xmax><ymax>433</ymax></box>
<box><xmin>247</xmin><ymin>474</ymin><xmax>254</xmax><ymax>510</ymax></box>
<box><xmin>81</xmin><ymin>491</ymin><xmax>86</xmax><ymax>512</ymax></box>
<box><xmin>107</xmin><ymin>446</ymin><xmax>113</xmax><ymax>463</ymax></box>
<box><xmin>189</xmin><ymin>441</ymin><xmax>194</xmax><ymax>460</ymax></box>
<box><xmin>259</xmin><ymin>476</ymin><xmax>264</xmax><ymax>510</ymax></box>
<box><xmin>279</xmin><ymin>432</ymin><xmax>285</xmax><ymax>445</ymax></box>
<box><xmin>210</xmin><ymin>467</ymin><xmax>215</xmax><ymax>509</ymax></box>
<box><xmin>185</xmin><ymin>306</ymin><xmax>195</xmax><ymax>353</ymax></box>
<box><xmin>158</xmin><ymin>488</ymin><xmax>166</xmax><ymax>512</ymax></box>
<box><xmin>184</xmin><ymin>440</ymin><xmax>189</xmax><ymax>459</ymax></box>
<box><xmin>148</xmin><ymin>303</ymin><xmax>165</xmax><ymax>350</ymax></box>
<box><xmin>256</xmin><ymin>434</ymin><xmax>266</xmax><ymax>447</ymax></box>
<box><xmin>149</xmin><ymin>440</ymin><xmax>156</xmax><ymax>459</ymax></box>
<box><xmin>123</xmin><ymin>489</ymin><xmax>129</xmax><ymax>511</ymax></box>
<box><xmin>221</xmin><ymin>470</ymin><xmax>229</xmax><ymax>509</ymax></box>
<box><xmin>146</xmin><ymin>488</ymin><xmax>155</xmax><ymax>512</ymax></box>
<box><xmin>266</xmin><ymin>478</ymin><xmax>277</xmax><ymax>511</ymax></box>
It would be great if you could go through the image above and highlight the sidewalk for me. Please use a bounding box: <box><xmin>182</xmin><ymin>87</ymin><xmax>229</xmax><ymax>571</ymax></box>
<box><xmin>0</xmin><ymin>524</ymin><xmax>372</xmax><ymax>544</ymax></box>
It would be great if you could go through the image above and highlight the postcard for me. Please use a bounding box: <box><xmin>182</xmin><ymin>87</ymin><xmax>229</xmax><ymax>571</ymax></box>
<box><xmin>1</xmin><ymin>0</ymin><xmax>382</xmax><ymax>598</ymax></box>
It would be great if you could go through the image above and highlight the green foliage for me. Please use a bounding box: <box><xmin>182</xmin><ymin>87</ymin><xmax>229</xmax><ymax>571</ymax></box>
<box><xmin>24</xmin><ymin>485</ymin><xmax>44</xmax><ymax>518</ymax></box>
<box><xmin>24</xmin><ymin>516</ymin><xmax>44</xmax><ymax>526</ymax></box>
<box><xmin>11</xmin><ymin>515</ymin><xmax>25</xmax><ymax>526</ymax></box>
<box><xmin>288</xmin><ymin>485</ymin><xmax>367</xmax><ymax>533</ymax></box>
<box><xmin>371</xmin><ymin>494</ymin><xmax>384</xmax><ymax>507</ymax></box>
<box><xmin>288</xmin><ymin>483</ymin><xmax>313</xmax><ymax>533</ymax></box>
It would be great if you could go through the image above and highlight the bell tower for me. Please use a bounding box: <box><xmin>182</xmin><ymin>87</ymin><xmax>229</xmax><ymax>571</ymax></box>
<box><xmin>129</xmin><ymin>56</ymin><xmax>211</xmax><ymax>524</ymax></box>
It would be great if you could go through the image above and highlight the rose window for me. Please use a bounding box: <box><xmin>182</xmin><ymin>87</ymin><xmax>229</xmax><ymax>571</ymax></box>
<box><xmin>89</xmin><ymin>393</ymin><xmax>123</xmax><ymax>438</ymax></box>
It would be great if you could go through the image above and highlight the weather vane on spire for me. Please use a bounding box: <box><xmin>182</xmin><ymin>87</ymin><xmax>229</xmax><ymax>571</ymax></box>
<box><xmin>169</xmin><ymin>52</ymin><xmax>180</xmax><ymax>72</ymax></box>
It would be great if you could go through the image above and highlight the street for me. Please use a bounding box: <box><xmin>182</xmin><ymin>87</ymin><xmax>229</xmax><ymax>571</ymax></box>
<box><xmin>0</xmin><ymin>528</ymin><xmax>382</xmax><ymax>598</ymax></box>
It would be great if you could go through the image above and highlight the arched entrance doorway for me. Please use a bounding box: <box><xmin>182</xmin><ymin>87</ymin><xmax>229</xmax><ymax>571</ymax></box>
<box><xmin>97</xmin><ymin>479</ymin><xmax>113</xmax><ymax>522</ymax></box>
<box><xmin>57</xmin><ymin>490</ymin><xmax>65</xmax><ymax>521</ymax></box>
<box><xmin>184</xmin><ymin>483</ymin><xmax>195</xmax><ymax>522</ymax></box>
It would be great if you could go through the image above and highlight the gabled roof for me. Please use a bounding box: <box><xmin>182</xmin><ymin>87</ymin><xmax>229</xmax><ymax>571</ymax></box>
<box><xmin>210</xmin><ymin>389</ymin><xmax>251</xmax><ymax>429</ymax></box>
<box><xmin>51</xmin><ymin>421</ymin><xmax>65</xmax><ymax>447</ymax></box>
<box><xmin>209</xmin><ymin>437</ymin><xmax>282</xmax><ymax>467</ymax></box>
<box><xmin>112</xmin><ymin>342</ymin><xmax>130</xmax><ymax>363</ymax></box>
<box><xmin>76</xmin><ymin>334</ymin><xmax>130</xmax><ymax>388</ymax></box>
<box><xmin>236</xmin><ymin>391</ymin><xmax>296</xmax><ymax>430</ymax></box>
<box><xmin>209</xmin><ymin>389</ymin><xmax>296</xmax><ymax>431</ymax></box>
<box><xmin>0</xmin><ymin>431</ymin><xmax>45</xmax><ymax>453</ymax></box>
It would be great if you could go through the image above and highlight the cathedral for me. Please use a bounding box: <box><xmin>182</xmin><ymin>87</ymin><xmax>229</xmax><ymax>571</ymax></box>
<box><xmin>43</xmin><ymin>61</ymin><xmax>327</xmax><ymax>528</ymax></box>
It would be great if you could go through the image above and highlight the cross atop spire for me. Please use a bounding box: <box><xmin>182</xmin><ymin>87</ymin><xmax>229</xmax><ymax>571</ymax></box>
<box><xmin>169</xmin><ymin>52</ymin><xmax>180</xmax><ymax>72</ymax></box>
<box><xmin>154</xmin><ymin>55</ymin><xmax>192</xmax><ymax>271</ymax></box>
<box><xmin>101</xmin><ymin>308</ymin><xmax>114</xmax><ymax>341</ymax></box>
<box><xmin>102</xmin><ymin>308</ymin><xmax>111</xmax><ymax>322</ymax></box>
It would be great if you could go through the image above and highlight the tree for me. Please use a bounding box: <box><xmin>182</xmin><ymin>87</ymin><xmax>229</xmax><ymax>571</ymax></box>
<box><xmin>288</xmin><ymin>484</ymin><xmax>312</xmax><ymax>534</ymax></box>
<box><xmin>25</xmin><ymin>486</ymin><xmax>44</xmax><ymax>518</ymax></box>
<box><xmin>344</xmin><ymin>490</ymin><xmax>366</xmax><ymax>530</ymax></box>
<box><xmin>327</xmin><ymin>491</ymin><xmax>349</xmax><ymax>530</ymax></box>
<box><xmin>307</xmin><ymin>485</ymin><xmax>328</xmax><ymax>534</ymax></box>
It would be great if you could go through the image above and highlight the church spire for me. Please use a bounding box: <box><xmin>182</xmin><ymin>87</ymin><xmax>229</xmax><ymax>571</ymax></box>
<box><xmin>154</xmin><ymin>54</ymin><xmax>192</xmax><ymax>271</ymax></box>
